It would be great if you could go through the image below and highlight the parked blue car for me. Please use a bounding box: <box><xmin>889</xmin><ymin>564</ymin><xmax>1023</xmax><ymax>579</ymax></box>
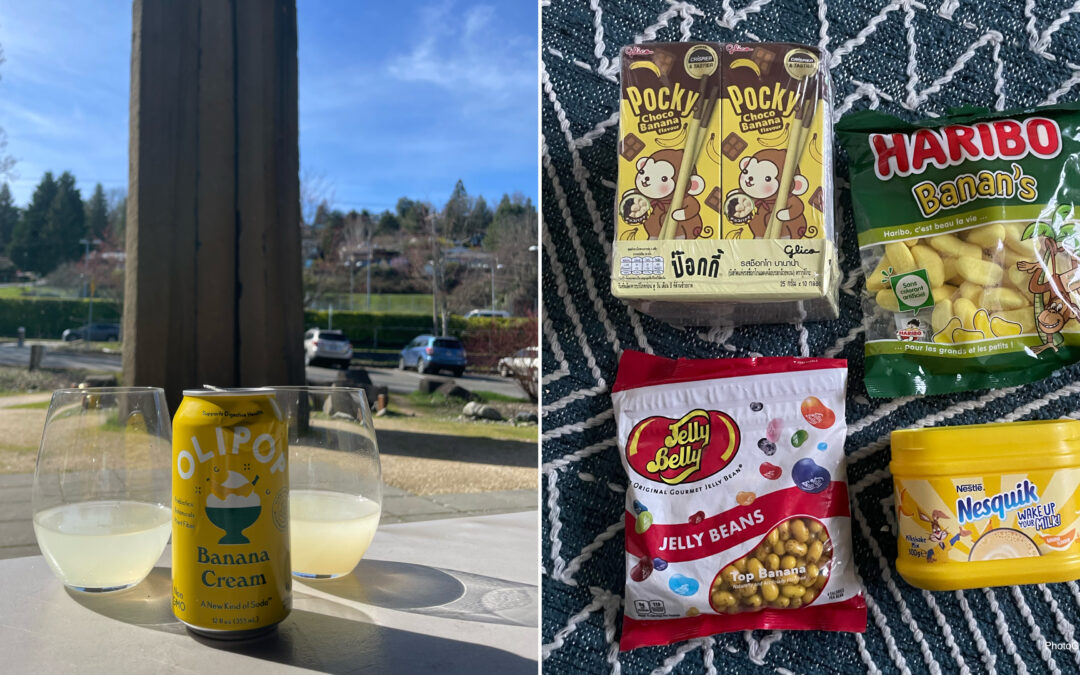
<box><xmin>399</xmin><ymin>335</ymin><xmax>467</xmax><ymax>376</ymax></box>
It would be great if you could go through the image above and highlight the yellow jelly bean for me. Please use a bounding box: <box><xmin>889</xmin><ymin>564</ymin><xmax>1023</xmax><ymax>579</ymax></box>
<box><xmin>761</xmin><ymin>580</ymin><xmax>779</xmax><ymax>602</ymax></box>
<box><xmin>953</xmin><ymin>297</ymin><xmax>977</xmax><ymax>328</ymax></box>
<box><xmin>980</xmin><ymin>287</ymin><xmax>1027</xmax><ymax>311</ymax></box>
<box><xmin>932</xmin><ymin>299</ymin><xmax>953</xmax><ymax>333</ymax></box>
<box><xmin>876</xmin><ymin>289</ymin><xmax>900</xmax><ymax>312</ymax></box>
<box><xmin>781</xmin><ymin>583</ymin><xmax>807</xmax><ymax>598</ymax></box>
<box><xmin>972</xmin><ymin>308</ymin><xmax>992</xmax><ymax>337</ymax></box>
<box><xmin>952</xmin><ymin>327</ymin><xmax>985</xmax><ymax>342</ymax></box>
<box><xmin>911</xmin><ymin>245</ymin><xmax>944</xmax><ymax>287</ymax></box>
<box><xmin>956</xmin><ymin>257</ymin><xmax>1003</xmax><ymax>286</ymax></box>
<box><xmin>930</xmin><ymin>234</ymin><xmax>981</xmax><ymax>259</ymax></box>
<box><xmin>885</xmin><ymin>242</ymin><xmax>917</xmax><ymax>274</ymax></box>
<box><xmin>990</xmin><ymin>316</ymin><xmax>1023</xmax><ymax>337</ymax></box>
<box><xmin>933</xmin><ymin>317</ymin><xmax>961</xmax><ymax>343</ymax></box>
<box><xmin>964</xmin><ymin>224</ymin><xmax>1006</xmax><ymax>250</ymax></box>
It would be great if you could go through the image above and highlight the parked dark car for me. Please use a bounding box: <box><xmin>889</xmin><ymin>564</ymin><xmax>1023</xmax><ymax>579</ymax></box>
<box><xmin>62</xmin><ymin>323</ymin><xmax>121</xmax><ymax>342</ymax></box>
<box><xmin>399</xmin><ymin>335</ymin><xmax>467</xmax><ymax>376</ymax></box>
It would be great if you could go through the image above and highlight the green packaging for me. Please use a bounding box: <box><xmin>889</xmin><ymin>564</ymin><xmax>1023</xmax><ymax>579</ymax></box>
<box><xmin>838</xmin><ymin>102</ymin><xmax>1080</xmax><ymax>397</ymax></box>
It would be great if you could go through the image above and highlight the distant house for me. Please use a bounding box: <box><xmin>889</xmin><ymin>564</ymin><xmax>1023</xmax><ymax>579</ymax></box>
<box><xmin>0</xmin><ymin>257</ymin><xmax>15</xmax><ymax>283</ymax></box>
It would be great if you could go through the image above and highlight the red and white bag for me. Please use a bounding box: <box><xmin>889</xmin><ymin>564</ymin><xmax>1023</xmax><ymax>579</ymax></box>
<box><xmin>612</xmin><ymin>351</ymin><xmax>866</xmax><ymax>650</ymax></box>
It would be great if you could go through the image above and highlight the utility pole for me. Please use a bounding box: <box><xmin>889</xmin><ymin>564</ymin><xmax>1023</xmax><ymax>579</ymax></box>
<box><xmin>79</xmin><ymin>238</ymin><xmax>99</xmax><ymax>335</ymax></box>
<box><xmin>428</xmin><ymin>209</ymin><xmax>440</xmax><ymax>335</ymax></box>
<box><xmin>366</xmin><ymin>226</ymin><xmax>372</xmax><ymax>310</ymax></box>
<box><xmin>348</xmin><ymin>255</ymin><xmax>355</xmax><ymax>309</ymax></box>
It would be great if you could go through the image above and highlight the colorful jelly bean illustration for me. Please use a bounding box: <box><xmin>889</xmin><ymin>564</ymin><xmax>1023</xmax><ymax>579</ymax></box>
<box><xmin>688</xmin><ymin>511</ymin><xmax>705</xmax><ymax>525</ymax></box>
<box><xmin>736</xmin><ymin>491</ymin><xmax>756</xmax><ymax>506</ymax></box>
<box><xmin>652</xmin><ymin>557</ymin><xmax>669</xmax><ymax>571</ymax></box>
<box><xmin>757</xmin><ymin>438</ymin><xmax>777</xmax><ymax>456</ymax></box>
<box><xmin>669</xmin><ymin>574</ymin><xmax>699</xmax><ymax>596</ymax></box>
<box><xmin>817</xmin><ymin>442</ymin><xmax>828</xmax><ymax>451</ymax></box>
<box><xmin>750</xmin><ymin>401</ymin><xmax>763</xmax><ymax>412</ymax></box>
<box><xmin>635</xmin><ymin>511</ymin><xmax>653</xmax><ymax>533</ymax></box>
<box><xmin>800</xmin><ymin>396</ymin><xmax>837</xmax><ymax>429</ymax></box>
<box><xmin>766</xmin><ymin>418</ymin><xmax>783</xmax><ymax>442</ymax></box>
<box><xmin>791</xmin><ymin>429</ymin><xmax>809</xmax><ymax>447</ymax></box>
<box><xmin>759</xmin><ymin>462</ymin><xmax>782</xmax><ymax>480</ymax></box>
<box><xmin>686</xmin><ymin>607</ymin><xmax>700</xmax><ymax>617</ymax></box>
<box><xmin>633</xmin><ymin>499</ymin><xmax>648</xmax><ymax>514</ymax></box>
<box><xmin>792</xmin><ymin>458</ymin><xmax>831</xmax><ymax>494</ymax></box>
<box><xmin>630</xmin><ymin>557</ymin><xmax>653</xmax><ymax>582</ymax></box>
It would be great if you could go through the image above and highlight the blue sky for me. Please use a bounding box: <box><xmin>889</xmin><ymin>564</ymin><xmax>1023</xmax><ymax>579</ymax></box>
<box><xmin>0</xmin><ymin>0</ymin><xmax>538</xmax><ymax>212</ymax></box>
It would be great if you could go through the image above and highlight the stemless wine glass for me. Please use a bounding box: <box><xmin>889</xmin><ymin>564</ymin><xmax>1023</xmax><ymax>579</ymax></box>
<box><xmin>269</xmin><ymin>386</ymin><xmax>382</xmax><ymax>579</ymax></box>
<box><xmin>32</xmin><ymin>387</ymin><xmax>172</xmax><ymax>592</ymax></box>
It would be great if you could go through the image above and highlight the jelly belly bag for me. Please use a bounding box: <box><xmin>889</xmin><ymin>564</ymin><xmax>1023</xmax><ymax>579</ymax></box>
<box><xmin>612</xmin><ymin>352</ymin><xmax>866</xmax><ymax>650</ymax></box>
<box><xmin>838</xmin><ymin>102</ymin><xmax>1080</xmax><ymax>397</ymax></box>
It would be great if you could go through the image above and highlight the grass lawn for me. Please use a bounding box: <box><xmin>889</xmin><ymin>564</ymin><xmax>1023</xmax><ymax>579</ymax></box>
<box><xmin>319</xmin><ymin>293</ymin><xmax>433</xmax><ymax>314</ymax></box>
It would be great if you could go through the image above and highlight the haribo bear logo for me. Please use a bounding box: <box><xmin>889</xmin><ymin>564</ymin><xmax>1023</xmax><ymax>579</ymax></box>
<box><xmin>626</xmin><ymin>409</ymin><xmax>740</xmax><ymax>485</ymax></box>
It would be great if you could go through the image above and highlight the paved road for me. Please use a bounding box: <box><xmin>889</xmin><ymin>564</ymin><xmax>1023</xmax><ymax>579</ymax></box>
<box><xmin>0</xmin><ymin>344</ymin><xmax>530</xmax><ymax>399</ymax></box>
<box><xmin>307</xmin><ymin>365</ymin><xmax>529</xmax><ymax>399</ymax></box>
<box><xmin>0</xmin><ymin>343</ymin><xmax>122</xmax><ymax>371</ymax></box>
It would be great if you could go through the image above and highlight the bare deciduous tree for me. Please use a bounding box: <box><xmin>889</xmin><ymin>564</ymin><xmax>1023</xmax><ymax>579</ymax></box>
<box><xmin>0</xmin><ymin>44</ymin><xmax>16</xmax><ymax>181</ymax></box>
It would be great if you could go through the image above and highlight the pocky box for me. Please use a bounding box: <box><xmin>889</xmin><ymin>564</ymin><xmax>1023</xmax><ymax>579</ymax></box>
<box><xmin>612</xmin><ymin>42</ymin><xmax>839</xmax><ymax>327</ymax></box>
<box><xmin>838</xmin><ymin>102</ymin><xmax>1080</xmax><ymax>397</ymax></box>
<box><xmin>718</xmin><ymin>44</ymin><xmax>829</xmax><ymax>242</ymax></box>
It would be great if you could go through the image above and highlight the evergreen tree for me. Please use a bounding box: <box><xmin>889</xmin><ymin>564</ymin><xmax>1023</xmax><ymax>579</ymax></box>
<box><xmin>377</xmin><ymin>210</ymin><xmax>401</xmax><ymax>234</ymax></box>
<box><xmin>443</xmin><ymin>179</ymin><xmax>471</xmax><ymax>242</ymax></box>
<box><xmin>9</xmin><ymin>172</ymin><xmax>58</xmax><ymax>273</ymax></box>
<box><xmin>85</xmin><ymin>183</ymin><xmax>108</xmax><ymax>240</ymax></box>
<box><xmin>0</xmin><ymin>183</ymin><xmax>18</xmax><ymax>251</ymax></box>
<box><xmin>466</xmin><ymin>195</ymin><xmax>492</xmax><ymax>238</ymax></box>
<box><xmin>49</xmin><ymin>172</ymin><xmax>86</xmax><ymax>264</ymax></box>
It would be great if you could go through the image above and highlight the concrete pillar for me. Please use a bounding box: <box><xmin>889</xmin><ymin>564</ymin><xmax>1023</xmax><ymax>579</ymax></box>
<box><xmin>124</xmin><ymin>0</ymin><xmax>304</xmax><ymax>411</ymax></box>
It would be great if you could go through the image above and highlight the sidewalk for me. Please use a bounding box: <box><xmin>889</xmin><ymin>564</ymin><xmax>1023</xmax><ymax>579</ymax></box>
<box><xmin>0</xmin><ymin>473</ymin><xmax>534</xmax><ymax>560</ymax></box>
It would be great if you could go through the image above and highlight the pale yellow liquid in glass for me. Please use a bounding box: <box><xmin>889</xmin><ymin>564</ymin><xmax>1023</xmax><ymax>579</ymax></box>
<box><xmin>33</xmin><ymin>501</ymin><xmax>171</xmax><ymax>590</ymax></box>
<box><xmin>290</xmin><ymin>489</ymin><xmax>380</xmax><ymax>577</ymax></box>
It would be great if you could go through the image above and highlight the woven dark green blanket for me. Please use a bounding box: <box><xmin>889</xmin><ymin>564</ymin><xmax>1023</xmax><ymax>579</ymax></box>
<box><xmin>541</xmin><ymin>1</ymin><xmax>1080</xmax><ymax>673</ymax></box>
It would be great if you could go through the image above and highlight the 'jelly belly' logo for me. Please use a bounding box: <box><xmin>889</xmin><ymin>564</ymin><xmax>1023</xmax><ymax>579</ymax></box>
<box><xmin>626</xmin><ymin>410</ymin><xmax>739</xmax><ymax>485</ymax></box>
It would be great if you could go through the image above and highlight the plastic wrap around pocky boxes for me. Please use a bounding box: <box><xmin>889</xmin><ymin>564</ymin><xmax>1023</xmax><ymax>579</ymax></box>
<box><xmin>612</xmin><ymin>42</ymin><xmax>839</xmax><ymax>326</ymax></box>
<box><xmin>172</xmin><ymin>389</ymin><xmax>291</xmax><ymax>638</ymax></box>
<box><xmin>612</xmin><ymin>352</ymin><xmax>866</xmax><ymax>650</ymax></box>
<box><xmin>838</xmin><ymin>101</ymin><xmax>1080</xmax><ymax>397</ymax></box>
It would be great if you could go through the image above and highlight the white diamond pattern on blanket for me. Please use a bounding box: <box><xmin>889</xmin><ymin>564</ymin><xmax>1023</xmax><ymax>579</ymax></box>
<box><xmin>542</xmin><ymin>1</ymin><xmax>1080</xmax><ymax>673</ymax></box>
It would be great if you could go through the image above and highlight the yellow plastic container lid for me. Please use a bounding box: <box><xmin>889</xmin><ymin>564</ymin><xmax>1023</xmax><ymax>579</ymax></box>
<box><xmin>890</xmin><ymin>419</ymin><xmax>1080</xmax><ymax>591</ymax></box>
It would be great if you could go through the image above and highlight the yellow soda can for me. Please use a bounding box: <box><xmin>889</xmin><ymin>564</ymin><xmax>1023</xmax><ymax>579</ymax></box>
<box><xmin>171</xmin><ymin>389</ymin><xmax>291</xmax><ymax>637</ymax></box>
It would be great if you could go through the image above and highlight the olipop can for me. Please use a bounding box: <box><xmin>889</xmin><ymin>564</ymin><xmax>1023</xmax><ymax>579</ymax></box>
<box><xmin>171</xmin><ymin>389</ymin><xmax>291</xmax><ymax>637</ymax></box>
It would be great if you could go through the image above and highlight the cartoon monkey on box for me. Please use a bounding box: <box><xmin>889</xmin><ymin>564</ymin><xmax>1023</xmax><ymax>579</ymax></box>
<box><xmin>624</xmin><ymin>148</ymin><xmax>704</xmax><ymax>240</ymax></box>
<box><xmin>735</xmin><ymin>148</ymin><xmax>808</xmax><ymax>239</ymax></box>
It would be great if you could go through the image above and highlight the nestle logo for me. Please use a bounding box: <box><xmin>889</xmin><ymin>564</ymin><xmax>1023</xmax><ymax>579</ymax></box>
<box><xmin>725</xmin><ymin>44</ymin><xmax>752</xmax><ymax>54</ymax></box>
<box><xmin>625</xmin><ymin>45</ymin><xmax>654</xmax><ymax>57</ymax></box>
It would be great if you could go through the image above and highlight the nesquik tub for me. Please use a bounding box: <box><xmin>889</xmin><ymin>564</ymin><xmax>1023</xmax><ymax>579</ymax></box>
<box><xmin>890</xmin><ymin>420</ymin><xmax>1080</xmax><ymax>591</ymax></box>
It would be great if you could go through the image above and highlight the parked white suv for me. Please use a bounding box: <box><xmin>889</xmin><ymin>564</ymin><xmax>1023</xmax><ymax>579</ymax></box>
<box><xmin>498</xmin><ymin>347</ymin><xmax>538</xmax><ymax>377</ymax></box>
<box><xmin>465</xmin><ymin>309</ymin><xmax>510</xmax><ymax>319</ymax></box>
<box><xmin>303</xmin><ymin>328</ymin><xmax>353</xmax><ymax>369</ymax></box>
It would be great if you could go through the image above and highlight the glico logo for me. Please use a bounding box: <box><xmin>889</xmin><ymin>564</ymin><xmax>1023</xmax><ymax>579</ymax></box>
<box><xmin>626</xmin><ymin>409</ymin><xmax>740</xmax><ymax>485</ymax></box>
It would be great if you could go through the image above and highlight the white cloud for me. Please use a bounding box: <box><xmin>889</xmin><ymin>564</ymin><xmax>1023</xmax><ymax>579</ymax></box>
<box><xmin>386</xmin><ymin>2</ymin><xmax>533</xmax><ymax>104</ymax></box>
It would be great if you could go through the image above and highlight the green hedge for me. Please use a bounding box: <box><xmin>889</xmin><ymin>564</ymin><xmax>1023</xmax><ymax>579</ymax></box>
<box><xmin>0</xmin><ymin>296</ymin><xmax>528</xmax><ymax>349</ymax></box>
<box><xmin>302</xmin><ymin>310</ymin><xmax>532</xmax><ymax>349</ymax></box>
<box><xmin>0</xmin><ymin>297</ymin><xmax>122</xmax><ymax>338</ymax></box>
